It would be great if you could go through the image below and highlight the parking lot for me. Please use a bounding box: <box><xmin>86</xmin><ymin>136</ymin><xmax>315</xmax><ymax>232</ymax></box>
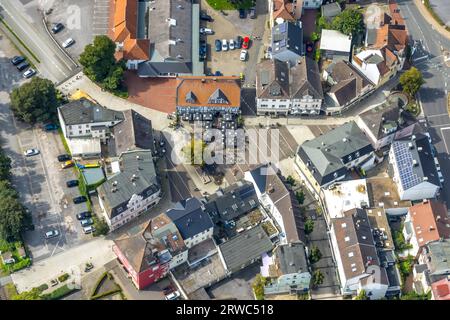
<box><xmin>44</xmin><ymin>0</ymin><xmax>109</xmax><ymax>59</ymax></box>
<box><xmin>0</xmin><ymin>34</ymin><xmax>93</xmax><ymax>263</ymax></box>
<box><xmin>201</xmin><ymin>0</ymin><xmax>269</xmax><ymax>84</ymax></box>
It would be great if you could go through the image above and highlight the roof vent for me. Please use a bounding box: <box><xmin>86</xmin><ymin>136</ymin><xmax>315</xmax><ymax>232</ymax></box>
<box><xmin>412</xmin><ymin>159</ymin><xmax>418</xmax><ymax>166</ymax></box>
<box><xmin>423</xmin><ymin>176</ymin><xmax>429</xmax><ymax>181</ymax></box>
<box><xmin>418</xmin><ymin>147</ymin><xmax>423</xmax><ymax>151</ymax></box>
<box><xmin>342</xmin><ymin>138</ymin><xmax>348</xmax><ymax>142</ymax></box>
<box><xmin>111</xmin><ymin>188</ymin><xmax>117</xmax><ymax>193</ymax></box>
<box><xmin>408</xmin><ymin>142</ymin><xmax>414</xmax><ymax>149</ymax></box>
<box><xmin>112</xmin><ymin>181</ymin><xmax>118</xmax><ymax>186</ymax></box>
<box><xmin>411</xmin><ymin>135</ymin><xmax>416</xmax><ymax>141</ymax></box>
<box><xmin>136</xmin><ymin>155</ymin><xmax>140</xmax><ymax>160</ymax></box>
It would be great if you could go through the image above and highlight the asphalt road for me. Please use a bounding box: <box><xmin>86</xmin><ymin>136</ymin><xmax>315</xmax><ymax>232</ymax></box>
<box><xmin>0</xmin><ymin>34</ymin><xmax>91</xmax><ymax>263</ymax></box>
<box><xmin>397</xmin><ymin>0</ymin><xmax>450</xmax><ymax>207</ymax></box>
<box><xmin>0</xmin><ymin>0</ymin><xmax>78</xmax><ymax>82</ymax></box>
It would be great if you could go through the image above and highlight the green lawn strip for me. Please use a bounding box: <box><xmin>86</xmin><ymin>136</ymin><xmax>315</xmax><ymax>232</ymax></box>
<box><xmin>58</xmin><ymin>128</ymin><xmax>71</xmax><ymax>155</ymax></box>
<box><xmin>0</xmin><ymin>17</ymin><xmax>40</xmax><ymax>63</ymax></box>
<box><xmin>206</xmin><ymin>0</ymin><xmax>254</xmax><ymax>10</ymax></box>
<box><xmin>90</xmin><ymin>272</ymin><xmax>122</xmax><ymax>300</ymax></box>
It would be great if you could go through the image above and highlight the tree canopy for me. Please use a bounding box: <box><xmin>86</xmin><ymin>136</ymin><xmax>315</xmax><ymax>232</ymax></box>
<box><xmin>10</xmin><ymin>77</ymin><xmax>59</xmax><ymax>124</ymax></box>
<box><xmin>79</xmin><ymin>36</ymin><xmax>126</xmax><ymax>93</ymax></box>
<box><xmin>0</xmin><ymin>180</ymin><xmax>26</xmax><ymax>241</ymax></box>
<box><xmin>0</xmin><ymin>147</ymin><xmax>11</xmax><ymax>181</ymax></box>
<box><xmin>331</xmin><ymin>9</ymin><xmax>364</xmax><ymax>36</ymax></box>
<box><xmin>400</xmin><ymin>67</ymin><xmax>424</xmax><ymax>97</ymax></box>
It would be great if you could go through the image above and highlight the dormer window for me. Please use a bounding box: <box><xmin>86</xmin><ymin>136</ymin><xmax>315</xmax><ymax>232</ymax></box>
<box><xmin>208</xmin><ymin>89</ymin><xmax>229</xmax><ymax>104</ymax></box>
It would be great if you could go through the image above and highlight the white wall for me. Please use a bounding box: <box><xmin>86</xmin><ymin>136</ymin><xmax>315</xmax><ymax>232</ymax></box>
<box><xmin>183</xmin><ymin>227</ymin><xmax>214</xmax><ymax>249</ymax></box>
<box><xmin>65</xmin><ymin>120</ymin><xmax>120</xmax><ymax>139</ymax></box>
<box><xmin>169</xmin><ymin>250</ymin><xmax>189</xmax><ymax>270</ymax></box>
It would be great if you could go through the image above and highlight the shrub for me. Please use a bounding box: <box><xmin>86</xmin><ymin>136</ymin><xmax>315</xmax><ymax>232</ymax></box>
<box><xmin>252</xmin><ymin>274</ymin><xmax>267</xmax><ymax>300</ymax></box>
<box><xmin>58</xmin><ymin>273</ymin><xmax>70</xmax><ymax>283</ymax></box>
<box><xmin>11</xmin><ymin>258</ymin><xmax>31</xmax><ymax>272</ymax></box>
<box><xmin>41</xmin><ymin>284</ymin><xmax>79</xmax><ymax>300</ymax></box>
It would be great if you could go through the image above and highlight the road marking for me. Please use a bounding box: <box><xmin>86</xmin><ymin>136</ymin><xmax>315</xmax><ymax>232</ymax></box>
<box><xmin>440</xmin><ymin>127</ymin><xmax>450</xmax><ymax>153</ymax></box>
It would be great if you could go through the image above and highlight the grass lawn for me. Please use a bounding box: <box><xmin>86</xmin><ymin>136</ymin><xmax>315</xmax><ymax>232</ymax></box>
<box><xmin>206</xmin><ymin>0</ymin><xmax>254</xmax><ymax>10</ymax></box>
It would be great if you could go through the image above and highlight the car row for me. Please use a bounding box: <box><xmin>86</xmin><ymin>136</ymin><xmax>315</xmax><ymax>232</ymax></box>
<box><xmin>215</xmin><ymin>36</ymin><xmax>249</xmax><ymax>52</ymax></box>
<box><xmin>11</xmin><ymin>56</ymin><xmax>36</xmax><ymax>78</ymax></box>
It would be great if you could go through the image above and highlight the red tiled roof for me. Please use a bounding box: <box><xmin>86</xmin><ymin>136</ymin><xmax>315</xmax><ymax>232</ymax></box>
<box><xmin>409</xmin><ymin>200</ymin><xmax>450</xmax><ymax>246</ymax></box>
<box><xmin>431</xmin><ymin>278</ymin><xmax>450</xmax><ymax>300</ymax></box>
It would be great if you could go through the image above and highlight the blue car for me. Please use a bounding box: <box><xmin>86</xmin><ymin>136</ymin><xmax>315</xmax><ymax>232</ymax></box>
<box><xmin>44</xmin><ymin>123</ymin><xmax>59</xmax><ymax>131</ymax></box>
<box><xmin>215</xmin><ymin>39</ymin><xmax>221</xmax><ymax>52</ymax></box>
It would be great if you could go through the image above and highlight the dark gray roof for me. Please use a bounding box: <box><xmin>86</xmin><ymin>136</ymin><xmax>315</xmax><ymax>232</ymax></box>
<box><xmin>366</xmin><ymin>29</ymin><xmax>378</xmax><ymax>47</ymax></box>
<box><xmin>391</xmin><ymin>134</ymin><xmax>440</xmax><ymax>190</ymax></box>
<box><xmin>425</xmin><ymin>239</ymin><xmax>450</xmax><ymax>276</ymax></box>
<box><xmin>219</xmin><ymin>225</ymin><xmax>273</xmax><ymax>272</ymax></box>
<box><xmin>271</xmin><ymin>21</ymin><xmax>303</xmax><ymax>57</ymax></box>
<box><xmin>148</xmin><ymin>0</ymin><xmax>192</xmax><ymax>64</ymax></box>
<box><xmin>166</xmin><ymin>198</ymin><xmax>214</xmax><ymax>240</ymax></box>
<box><xmin>321</xmin><ymin>2</ymin><xmax>342</xmax><ymax>18</ymax></box>
<box><xmin>137</xmin><ymin>61</ymin><xmax>192</xmax><ymax>77</ymax></box>
<box><xmin>256</xmin><ymin>57</ymin><xmax>323</xmax><ymax>100</ymax></box>
<box><xmin>359</xmin><ymin>94</ymin><xmax>414</xmax><ymax>140</ymax></box>
<box><xmin>204</xmin><ymin>181</ymin><xmax>258</xmax><ymax>222</ymax></box>
<box><xmin>58</xmin><ymin>98</ymin><xmax>124</xmax><ymax>126</ymax></box>
<box><xmin>97</xmin><ymin>150</ymin><xmax>159</xmax><ymax>218</ymax></box>
<box><xmin>275</xmin><ymin>242</ymin><xmax>309</xmax><ymax>275</ymax></box>
<box><xmin>297</xmin><ymin>121</ymin><xmax>373</xmax><ymax>185</ymax></box>
<box><xmin>112</xmin><ymin>109</ymin><xmax>154</xmax><ymax>156</ymax></box>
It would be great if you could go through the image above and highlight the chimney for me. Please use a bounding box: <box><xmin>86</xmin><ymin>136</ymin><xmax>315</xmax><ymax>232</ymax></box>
<box><xmin>429</xmin><ymin>225</ymin><xmax>435</xmax><ymax>231</ymax></box>
<box><xmin>201</xmin><ymin>78</ymin><xmax>206</xmax><ymax>83</ymax></box>
<box><xmin>412</xmin><ymin>159</ymin><xmax>418</xmax><ymax>166</ymax></box>
<box><xmin>436</xmin><ymin>215</ymin><xmax>441</xmax><ymax>221</ymax></box>
<box><xmin>418</xmin><ymin>147</ymin><xmax>423</xmax><ymax>151</ymax></box>
<box><xmin>408</xmin><ymin>142</ymin><xmax>414</xmax><ymax>149</ymax></box>
<box><xmin>112</xmin><ymin>181</ymin><xmax>118</xmax><ymax>186</ymax></box>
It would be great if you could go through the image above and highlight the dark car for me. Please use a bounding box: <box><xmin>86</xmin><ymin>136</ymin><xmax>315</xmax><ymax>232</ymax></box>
<box><xmin>11</xmin><ymin>56</ymin><xmax>25</xmax><ymax>65</ymax></box>
<box><xmin>73</xmin><ymin>196</ymin><xmax>87</xmax><ymax>204</ymax></box>
<box><xmin>214</xmin><ymin>39</ymin><xmax>221</xmax><ymax>52</ymax></box>
<box><xmin>51</xmin><ymin>23</ymin><xmax>64</xmax><ymax>34</ymax></box>
<box><xmin>76</xmin><ymin>211</ymin><xmax>92</xmax><ymax>220</ymax></box>
<box><xmin>200</xmin><ymin>11</ymin><xmax>213</xmax><ymax>22</ymax></box>
<box><xmin>214</xmin><ymin>71</ymin><xmax>223</xmax><ymax>76</ymax></box>
<box><xmin>238</xmin><ymin>9</ymin><xmax>246</xmax><ymax>19</ymax></box>
<box><xmin>249</xmin><ymin>8</ymin><xmax>256</xmax><ymax>19</ymax></box>
<box><xmin>163</xmin><ymin>285</ymin><xmax>175</xmax><ymax>295</ymax></box>
<box><xmin>57</xmin><ymin>154</ymin><xmax>71</xmax><ymax>162</ymax></box>
<box><xmin>16</xmin><ymin>61</ymin><xmax>29</xmax><ymax>71</ymax></box>
<box><xmin>199</xmin><ymin>41</ymin><xmax>207</xmax><ymax>61</ymax></box>
<box><xmin>44</xmin><ymin>123</ymin><xmax>59</xmax><ymax>131</ymax></box>
<box><xmin>66</xmin><ymin>180</ymin><xmax>79</xmax><ymax>188</ymax></box>
<box><xmin>235</xmin><ymin>36</ymin><xmax>243</xmax><ymax>49</ymax></box>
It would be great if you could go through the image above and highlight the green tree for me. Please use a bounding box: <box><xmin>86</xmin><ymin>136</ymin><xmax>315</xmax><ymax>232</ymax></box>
<box><xmin>252</xmin><ymin>274</ymin><xmax>267</xmax><ymax>300</ymax></box>
<box><xmin>295</xmin><ymin>189</ymin><xmax>305</xmax><ymax>205</ymax></box>
<box><xmin>317</xmin><ymin>16</ymin><xmax>331</xmax><ymax>30</ymax></box>
<box><xmin>93</xmin><ymin>217</ymin><xmax>110</xmax><ymax>236</ymax></box>
<box><xmin>400</xmin><ymin>291</ymin><xmax>430</xmax><ymax>300</ymax></box>
<box><xmin>286</xmin><ymin>175</ymin><xmax>296</xmax><ymax>186</ymax></box>
<box><xmin>11</xmin><ymin>287</ymin><xmax>43</xmax><ymax>300</ymax></box>
<box><xmin>10</xmin><ymin>77</ymin><xmax>59</xmax><ymax>124</ymax></box>
<box><xmin>0</xmin><ymin>147</ymin><xmax>12</xmax><ymax>181</ymax></box>
<box><xmin>79</xmin><ymin>35</ymin><xmax>117</xmax><ymax>82</ymax></box>
<box><xmin>311</xmin><ymin>32</ymin><xmax>320</xmax><ymax>42</ymax></box>
<box><xmin>236</xmin><ymin>115</ymin><xmax>245</xmax><ymax>128</ymax></box>
<box><xmin>309</xmin><ymin>246</ymin><xmax>322</xmax><ymax>264</ymax></box>
<box><xmin>183</xmin><ymin>138</ymin><xmax>207</xmax><ymax>167</ymax></box>
<box><xmin>0</xmin><ymin>180</ymin><xmax>26</xmax><ymax>241</ymax></box>
<box><xmin>312</xmin><ymin>270</ymin><xmax>324</xmax><ymax>288</ymax></box>
<box><xmin>355</xmin><ymin>290</ymin><xmax>369</xmax><ymax>300</ymax></box>
<box><xmin>399</xmin><ymin>67</ymin><xmax>424</xmax><ymax>97</ymax></box>
<box><xmin>304</xmin><ymin>217</ymin><xmax>314</xmax><ymax>235</ymax></box>
<box><xmin>331</xmin><ymin>9</ymin><xmax>364</xmax><ymax>36</ymax></box>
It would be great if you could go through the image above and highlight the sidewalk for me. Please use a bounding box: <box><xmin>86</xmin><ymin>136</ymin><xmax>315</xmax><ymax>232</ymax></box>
<box><xmin>414</xmin><ymin>0</ymin><xmax>450</xmax><ymax>41</ymax></box>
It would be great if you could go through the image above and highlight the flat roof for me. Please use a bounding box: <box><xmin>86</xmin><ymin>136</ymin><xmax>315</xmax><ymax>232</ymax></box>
<box><xmin>366</xmin><ymin>177</ymin><xmax>411</xmax><ymax>209</ymax></box>
<box><xmin>323</xmin><ymin>179</ymin><xmax>370</xmax><ymax>219</ymax></box>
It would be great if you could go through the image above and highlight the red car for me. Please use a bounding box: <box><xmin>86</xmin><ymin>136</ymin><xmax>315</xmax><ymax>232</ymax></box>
<box><xmin>242</xmin><ymin>36</ymin><xmax>250</xmax><ymax>49</ymax></box>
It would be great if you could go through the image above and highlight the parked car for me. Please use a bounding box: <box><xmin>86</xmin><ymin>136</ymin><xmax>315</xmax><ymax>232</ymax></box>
<box><xmin>238</xmin><ymin>9</ymin><xmax>246</xmax><ymax>19</ymax></box>
<box><xmin>51</xmin><ymin>23</ymin><xmax>64</xmax><ymax>34</ymax></box>
<box><xmin>200</xmin><ymin>11</ymin><xmax>213</xmax><ymax>22</ymax></box>
<box><xmin>221</xmin><ymin>39</ymin><xmax>228</xmax><ymax>51</ymax></box>
<box><xmin>45</xmin><ymin>230</ymin><xmax>59</xmax><ymax>239</ymax></box>
<box><xmin>11</xmin><ymin>56</ymin><xmax>25</xmax><ymax>65</ymax></box>
<box><xmin>199</xmin><ymin>41</ymin><xmax>207</xmax><ymax>61</ymax></box>
<box><xmin>249</xmin><ymin>7</ymin><xmax>256</xmax><ymax>19</ymax></box>
<box><xmin>66</xmin><ymin>180</ymin><xmax>79</xmax><ymax>188</ymax></box>
<box><xmin>61</xmin><ymin>160</ymin><xmax>74</xmax><ymax>169</ymax></box>
<box><xmin>16</xmin><ymin>61</ymin><xmax>29</xmax><ymax>71</ymax></box>
<box><xmin>214</xmin><ymin>71</ymin><xmax>223</xmax><ymax>76</ymax></box>
<box><xmin>200</xmin><ymin>27</ymin><xmax>214</xmax><ymax>35</ymax></box>
<box><xmin>163</xmin><ymin>285</ymin><xmax>175</xmax><ymax>295</ymax></box>
<box><xmin>214</xmin><ymin>39</ymin><xmax>221</xmax><ymax>52</ymax></box>
<box><xmin>242</xmin><ymin>36</ymin><xmax>250</xmax><ymax>49</ymax></box>
<box><xmin>24</xmin><ymin>148</ymin><xmax>39</xmax><ymax>157</ymax></box>
<box><xmin>235</xmin><ymin>36</ymin><xmax>243</xmax><ymax>49</ymax></box>
<box><xmin>62</xmin><ymin>38</ymin><xmax>75</xmax><ymax>48</ymax></box>
<box><xmin>77</xmin><ymin>211</ymin><xmax>92</xmax><ymax>220</ymax></box>
<box><xmin>229</xmin><ymin>39</ymin><xmax>235</xmax><ymax>50</ymax></box>
<box><xmin>23</xmin><ymin>69</ymin><xmax>36</xmax><ymax>78</ymax></box>
<box><xmin>240</xmin><ymin>49</ymin><xmax>247</xmax><ymax>61</ymax></box>
<box><xmin>165</xmin><ymin>290</ymin><xmax>181</xmax><ymax>300</ymax></box>
<box><xmin>44</xmin><ymin>123</ymin><xmax>59</xmax><ymax>131</ymax></box>
<box><xmin>83</xmin><ymin>225</ymin><xmax>95</xmax><ymax>234</ymax></box>
<box><xmin>80</xmin><ymin>218</ymin><xmax>94</xmax><ymax>227</ymax></box>
<box><xmin>73</xmin><ymin>196</ymin><xmax>87</xmax><ymax>204</ymax></box>
<box><xmin>57</xmin><ymin>154</ymin><xmax>71</xmax><ymax>162</ymax></box>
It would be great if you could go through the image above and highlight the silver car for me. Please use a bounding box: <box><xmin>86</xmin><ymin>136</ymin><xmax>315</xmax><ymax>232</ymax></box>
<box><xmin>24</xmin><ymin>148</ymin><xmax>39</xmax><ymax>156</ymax></box>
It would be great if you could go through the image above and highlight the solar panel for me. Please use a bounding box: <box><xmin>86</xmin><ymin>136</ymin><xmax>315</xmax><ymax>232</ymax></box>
<box><xmin>392</xmin><ymin>142</ymin><xmax>422</xmax><ymax>190</ymax></box>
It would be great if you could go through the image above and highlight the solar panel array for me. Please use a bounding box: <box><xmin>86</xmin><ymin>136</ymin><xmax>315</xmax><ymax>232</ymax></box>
<box><xmin>392</xmin><ymin>142</ymin><xmax>422</xmax><ymax>190</ymax></box>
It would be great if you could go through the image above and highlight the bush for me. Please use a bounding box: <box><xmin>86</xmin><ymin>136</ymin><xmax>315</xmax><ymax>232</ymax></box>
<box><xmin>252</xmin><ymin>274</ymin><xmax>267</xmax><ymax>300</ymax></box>
<box><xmin>91</xmin><ymin>272</ymin><xmax>108</xmax><ymax>298</ymax></box>
<box><xmin>41</xmin><ymin>284</ymin><xmax>79</xmax><ymax>300</ymax></box>
<box><xmin>304</xmin><ymin>218</ymin><xmax>314</xmax><ymax>235</ymax></box>
<box><xmin>93</xmin><ymin>216</ymin><xmax>110</xmax><ymax>236</ymax></box>
<box><xmin>11</xmin><ymin>257</ymin><xmax>31</xmax><ymax>272</ymax></box>
<box><xmin>37</xmin><ymin>283</ymin><xmax>49</xmax><ymax>292</ymax></box>
<box><xmin>58</xmin><ymin>273</ymin><xmax>70</xmax><ymax>283</ymax></box>
<box><xmin>309</xmin><ymin>246</ymin><xmax>322</xmax><ymax>264</ymax></box>
<box><xmin>286</xmin><ymin>175</ymin><xmax>296</xmax><ymax>186</ymax></box>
